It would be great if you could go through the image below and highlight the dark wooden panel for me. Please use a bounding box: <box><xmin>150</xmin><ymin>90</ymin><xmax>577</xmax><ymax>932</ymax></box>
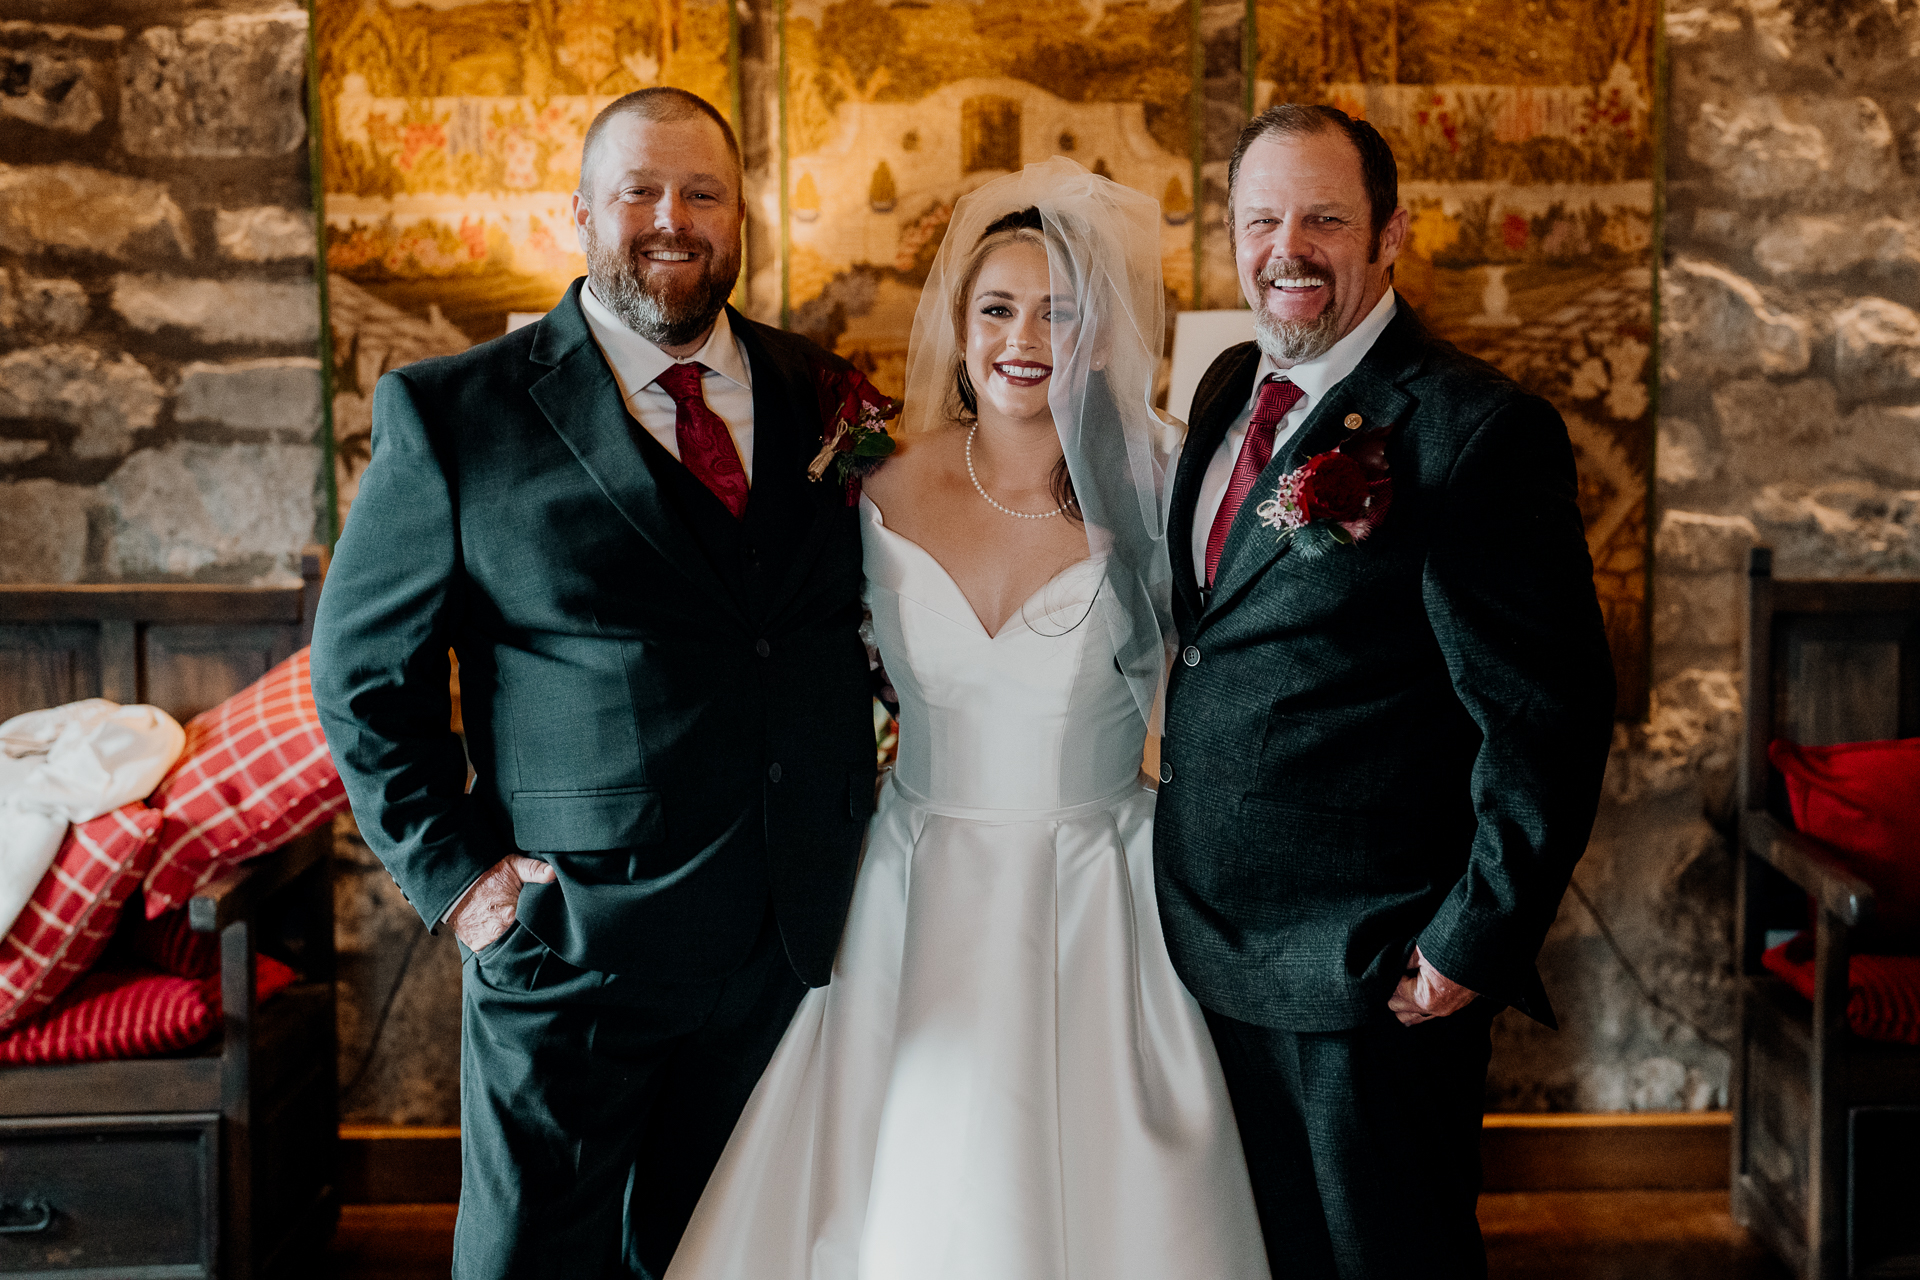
<box><xmin>0</xmin><ymin>1056</ymin><xmax>222</xmax><ymax>1120</ymax></box>
<box><xmin>251</xmin><ymin>1056</ymin><xmax>336</xmax><ymax>1243</ymax></box>
<box><xmin>0</xmin><ymin>1113</ymin><xmax>217</xmax><ymax>1276</ymax></box>
<box><xmin>1770</xmin><ymin>580</ymin><xmax>1920</xmax><ymax>617</ymax></box>
<box><xmin>0</xmin><ymin>625</ymin><xmax>99</xmax><ymax>722</ymax></box>
<box><xmin>0</xmin><ymin>586</ymin><xmax>304</xmax><ymax>626</ymax></box>
<box><xmin>1744</xmin><ymin>994</ymin><xmax>1815</xmax><ymax>1233</ymax></box>
<box><xmin>1784</xmin><ymin>636</ymin><xmax>1902</xmax><ymax>745</ymax></box>
<box><xmin>1849</xmin><ymin>1106</ymin><xmax>1920</xmax><ymax>1278</ymax></box>
<box><xmin>143</xmin><ymin>625</ymin><xmax>285</xmax><ymax>724</ymax></box>
<box><xmin>1845</xmin><ymin>1036</ymin><xmax>1920</xmax><ymax>1105</ymax></box>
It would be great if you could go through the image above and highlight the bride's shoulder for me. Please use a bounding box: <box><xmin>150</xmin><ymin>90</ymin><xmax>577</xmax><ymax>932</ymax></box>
<box><xmin>861</xmin><ymin>426</ymin><xmax>962</xmax><ymax>506</ymax></box>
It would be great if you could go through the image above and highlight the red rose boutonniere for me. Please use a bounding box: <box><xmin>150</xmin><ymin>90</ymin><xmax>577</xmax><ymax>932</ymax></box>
<box><xmin>1253</xmin><ymin>425</ymin><xmax>1393</xmax><ymax>558</ymax></box>
<box><xmin>807</xmin><ymin>362</ymin><xmax>900</xmax><ymax>504</ymax></box>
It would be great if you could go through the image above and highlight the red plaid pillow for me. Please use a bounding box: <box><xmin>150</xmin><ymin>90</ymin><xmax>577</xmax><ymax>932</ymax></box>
<box><xmin>0</xmin><ymin>803</ymin><xmax>163</xmax><ymax>1032</ymax></box>
<box><xmin>0</xmin><ymin>955</ymin><xmax>298</xmax><ymax>1065</ymax></box>
<box><xmin>143</xmin><ymin>647</ymin><xmax>347</xmax><ymax>918</ymax></box>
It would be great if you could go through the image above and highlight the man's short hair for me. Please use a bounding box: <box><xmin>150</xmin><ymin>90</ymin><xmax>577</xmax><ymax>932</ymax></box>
<box><xmin>1227</xmin><ymin>104</ymin><xmax>1398</xmax><ymax>247</ymax></box>
<box><xmin>579</xmin><ymin>87</ymin><xmax>743</xmax><ymax>199</ymax></box>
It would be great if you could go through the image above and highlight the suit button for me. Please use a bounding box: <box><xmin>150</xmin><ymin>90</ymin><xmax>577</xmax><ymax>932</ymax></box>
<box><xmin>1182</xmin><ymin>645</ymin><xmax>1200</xmax><ymax>667</ymax></box>
<box><xmin>1159</xmin><ymin>762</ymin><xmax>1173</xmax><ymax>784</ymax></box>
<box><xmin>755</xmin><ymin>638</ymin><xmax>771</xmax><ymax>658</ymax></box>
<box><xmin>768</xmin><ymin>762</ymin><xmax>782</xmax><ymax>783</ymax></box>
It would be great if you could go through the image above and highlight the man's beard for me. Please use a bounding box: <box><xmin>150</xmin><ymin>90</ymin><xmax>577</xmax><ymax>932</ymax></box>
<box><xmin>583</xmin><ymin>223</ymin><xmax>739</xmax><ymax>349</ymax></box>
<box><xmin>1250</xmin><ymin>257</ymin><xmax>1342</xmax><ymax>364</ymax></box>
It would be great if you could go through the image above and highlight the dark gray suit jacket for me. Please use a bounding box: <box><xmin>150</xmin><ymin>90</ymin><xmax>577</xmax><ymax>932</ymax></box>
<box><xmin>311</xmin><ymin>282</ymin><xmax>875</xmax><ymax>986</ymax></box>
<box><xmin>1155</xmin><ymin>297</ymin><xmax>1615</xmax><ymax>1032</ymax></box>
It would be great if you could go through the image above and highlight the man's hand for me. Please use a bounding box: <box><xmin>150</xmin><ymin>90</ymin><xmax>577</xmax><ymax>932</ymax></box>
<box><xmin>1388</xmin><ymin>945</ymin><xmax>1478</xmax><ymax>1026</ymax></box>
<box><xmin>448</xmin><ymin>855</ymin><xmax>557</xmax><ymax>953</ymax></box>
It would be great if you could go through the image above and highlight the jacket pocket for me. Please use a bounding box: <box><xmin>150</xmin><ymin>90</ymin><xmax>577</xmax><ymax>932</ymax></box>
<box><xmin>509</xmin><ymin>786</ymin><xmax>665</xmax><ymax>852</ymax></box>
<box><xmin>1232</xmin><ymin>792</ymin><xmax>1426</xmax><ymax>890</ymax></box>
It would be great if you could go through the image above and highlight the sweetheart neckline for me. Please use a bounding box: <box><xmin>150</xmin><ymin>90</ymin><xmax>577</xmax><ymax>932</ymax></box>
<box><xmin>861</xmin><ymin>495</ymin><xmax>1099</xmax><ymax>641</ymax></box>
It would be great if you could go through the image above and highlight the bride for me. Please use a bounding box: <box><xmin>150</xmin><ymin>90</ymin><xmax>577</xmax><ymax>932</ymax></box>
<box><xmin>666</xmin><ymin>158</ymin><xmax>1270</xmax><ymax>1279</ymax></box>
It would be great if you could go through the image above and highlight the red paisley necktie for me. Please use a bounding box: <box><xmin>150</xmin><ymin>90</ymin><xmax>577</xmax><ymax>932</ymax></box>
<box><xmin>1204</xmin><ymin>376</ymin><xmax>1305</xmax><ymax>588</ymax></box>
<box><xmin>655</xmin><ymin>362</ymin><xmax>749</xmax><ymax>518</ymax></box>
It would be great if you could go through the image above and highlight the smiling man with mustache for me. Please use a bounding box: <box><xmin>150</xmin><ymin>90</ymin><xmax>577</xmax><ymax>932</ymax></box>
<box><xmin>1155</xmin><ymin>104</ymin><xmax>1617</xmax><ymax>1279</ymax></box>
<box><xmin>312</xmin><ymin>88</ymin><xmax>877</xmax><ymax>1279</ymax></box>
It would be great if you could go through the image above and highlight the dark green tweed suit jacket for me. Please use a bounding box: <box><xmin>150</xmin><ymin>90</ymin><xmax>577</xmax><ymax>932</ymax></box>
<box><xmin>311</xmin><ymin>282</ymin><xmax>875</xmax><ymax>986</ymax></box>
<box><xmin>1155</xmin><ymin>297</ymin><xmax>1615</xmax><ymax>1032</ymax></box>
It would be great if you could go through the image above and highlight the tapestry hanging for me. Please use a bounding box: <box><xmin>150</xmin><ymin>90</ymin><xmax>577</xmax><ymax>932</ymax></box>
<box><xmin>1254</xmin><ymin>0</ymin><xmax>1656</xmax><ymax>714</ymax></box>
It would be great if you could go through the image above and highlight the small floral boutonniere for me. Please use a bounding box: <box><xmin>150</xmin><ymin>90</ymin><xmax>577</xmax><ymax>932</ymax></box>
<box><xmin>1253</xmin><ymin>425</ymin><xmax>1393</xmax><ymax>558</ymax></box>
<box><xmin>807</xmin><ymin>363</ymin><xmax>900</xmax><ymax>503</ymax></box>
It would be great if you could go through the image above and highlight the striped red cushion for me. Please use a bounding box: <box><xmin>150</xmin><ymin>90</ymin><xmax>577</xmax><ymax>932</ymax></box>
<box><xmin>143</xmin><ymin>647</ymin><xmax>348</xmax><ymax>918</ymax></box>
<box><xmin>1762</xmin><ymin>933</ymin><xmax>1920</xmax><ymax>1045</ymax></box>
<box><xmin>0</xmin><ymin>955</ymin><xmax>300</xmax><ymax>1065</ymax></box>
<box><xmin>0</xmin><ymin>803</ymin><xmax>162</xmax><ymax>1032</ymax></box>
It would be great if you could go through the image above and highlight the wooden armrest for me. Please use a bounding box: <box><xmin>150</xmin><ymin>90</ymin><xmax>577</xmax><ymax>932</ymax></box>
<box><xmin>1740</xmin><ymin>810</ymin><xmax>1876</xmax><ymax>927</ymax></box>
<box><xmin>187</xmin><ymin>828</ymin><xmax>330</xmax><ymax>933</ymax></box>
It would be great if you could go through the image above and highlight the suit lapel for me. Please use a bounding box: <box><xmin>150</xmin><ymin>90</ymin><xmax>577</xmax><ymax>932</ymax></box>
<box><xmin>1168</xmin><ymin>343</ymin><xmax>1261</xmax><ymax>623</ymax></box>
<box><xmin>1201</xmin><ymin>303</ymin><xmax>1426</xmax><ymax>623</ymax></box>
<box><xmin>527</xmin><ymin>284</ymin><xmax>746</xmax><ymax>623</ymax></box>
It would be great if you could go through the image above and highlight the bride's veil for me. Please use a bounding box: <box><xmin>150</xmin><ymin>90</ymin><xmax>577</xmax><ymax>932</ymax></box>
<box><xmin>900</xmin><ymin>156</ymin><xmax>1176</xmax><ymax>728</ymax></box>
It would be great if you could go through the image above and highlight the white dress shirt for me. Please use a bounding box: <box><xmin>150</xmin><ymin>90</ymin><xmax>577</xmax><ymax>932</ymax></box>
<box><xmin>1190</xmin><ymin>289</ymin><xmax>1398</xmax><ymax>584</ymax></box>
<box><xmin>579</xmin><ymin>279</ymin><xmax>756</xmax><ymax>481</ymax></box>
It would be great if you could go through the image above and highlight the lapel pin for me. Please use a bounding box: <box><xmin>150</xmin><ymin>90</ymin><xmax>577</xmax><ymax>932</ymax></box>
<box><xmin>1344</xmin><ymin>413</ymin><xmax>1363</xmax><ymax>430</ymax></box>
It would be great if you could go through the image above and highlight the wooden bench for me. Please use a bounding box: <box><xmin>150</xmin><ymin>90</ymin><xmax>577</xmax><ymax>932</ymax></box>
<box><xmin>0</xmin><ymin>554</ymin><xmax>338</xmax><ymax>1280</ymax></box>
<box><xmin>1732</xmin><ymin>547</ymin><xmax>1920</xmax><ymax>1280</ymax></box>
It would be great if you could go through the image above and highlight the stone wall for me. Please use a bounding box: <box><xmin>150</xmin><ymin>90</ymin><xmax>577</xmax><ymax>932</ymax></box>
<box><xmin>0</xmin><ymin>1</ymin><xmax>323</xmax><ymax>585</ymax></box>
<box><xmin>1484</xmin><ymin>0</ymin><xmax>1920</xmax><ymax>1109</ymax></box>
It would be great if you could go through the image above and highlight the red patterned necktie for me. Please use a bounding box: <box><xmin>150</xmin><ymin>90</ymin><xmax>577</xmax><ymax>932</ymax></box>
<box><xmin>654</xmin><ymin>362</ymin><xmax>749</xmax><ymax>519</ymax></box>
<box><xmin>1204</xmin><ymin>376</ymin><xmax>1305</xmax><ymax>588</ymax></box>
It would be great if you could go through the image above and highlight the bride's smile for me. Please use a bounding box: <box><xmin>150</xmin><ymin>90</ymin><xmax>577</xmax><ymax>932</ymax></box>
<box><xmin>991</xmin><ymin>359</ymin><xmax>1051</xmax><ymax>386</ymax></box>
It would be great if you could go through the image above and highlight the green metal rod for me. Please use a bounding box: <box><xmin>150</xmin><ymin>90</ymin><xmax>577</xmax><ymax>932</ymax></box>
<box><xmin>305</xmin><ymin>0</ymin><xmax>340</xmax><ymax>550</ymax></box>
<box><xmin>1189</xmin><ymin>0</ymin><xmax>1206</xmax><ymax>310</ymax></box>
<box><xmin>777</xmin><ymin>0</ymin><xmax>791</xmax><ymax>330</ymax></box>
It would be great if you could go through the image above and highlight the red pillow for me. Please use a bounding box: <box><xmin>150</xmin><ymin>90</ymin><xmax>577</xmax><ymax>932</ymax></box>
<box><xmin>1768</xmin><ymin>737</ymin><xmax>1920</xmax><ymax>940</ymax></box>
<box><xmin>0</xmin><ymin>955</ymin><xmax>299</xmax><ymax>1066</ymax></box>
<box><xmin>0</xmin><ymin>803</ymin><xmax>163</xmax><ymax>1032</ymax></box>
<box><xmin>143</xmin><ymin>647</ymin><xmax>348</xmax><ymax>918</ymax></box>
<box><xmin>1762</xmin><ymin>932</ymin><xmax>1920</xmax><ymax>1045</ymax></box>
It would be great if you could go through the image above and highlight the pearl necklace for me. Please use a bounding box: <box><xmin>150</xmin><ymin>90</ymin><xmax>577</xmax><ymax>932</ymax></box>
<box><xmin>966</xmin><ymin>425</ymin><xmax>1072</xmax><ymax>520</ymax></box>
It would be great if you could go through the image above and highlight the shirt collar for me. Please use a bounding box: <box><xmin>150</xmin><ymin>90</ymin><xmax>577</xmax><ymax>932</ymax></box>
<box><xmin>579</xmin><ymin>279</ymin><xmax>752</xmax><ymax>397</ymax></box>
<box><xmin>1253</xmin><ymin>287</ymin><xmax>1397</xmax><ymax>407</ymax></box>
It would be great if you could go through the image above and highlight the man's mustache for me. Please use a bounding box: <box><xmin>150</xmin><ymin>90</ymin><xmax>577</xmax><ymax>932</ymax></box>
<box><xmin>628</xmin><ymin>233</ymin><xmax>710</xmax><ymax>261</ymax></box>
<box><xmin>1257</xmin><ymin>258</ymin><xmax>1331</xmax><ymax>287</ymax></box>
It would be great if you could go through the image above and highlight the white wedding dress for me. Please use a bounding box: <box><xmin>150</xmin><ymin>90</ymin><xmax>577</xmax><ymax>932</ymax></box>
<box><xmin>666</xmin><ymin>497</ymin><xmax>1270</xmax><ymax>1280</ymax></box>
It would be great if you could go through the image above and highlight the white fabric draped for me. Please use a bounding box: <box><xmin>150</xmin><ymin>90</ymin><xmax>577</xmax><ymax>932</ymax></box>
<box><xmin>0</xmin><ymin>700</ymin><xmax>186</xmax><ymax>937</ymax></box>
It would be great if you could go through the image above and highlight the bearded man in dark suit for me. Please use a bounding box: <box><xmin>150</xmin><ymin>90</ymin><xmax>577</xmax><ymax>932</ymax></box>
<box><xmin>1154</xmin><ymin>104</ymin><xmax>1617</xmax><ymax>1279</ymax></box>
<box><xmin>311</xmin><ymin>89</ymin><xmax>875</xmax><ymax>1279</ymax></box>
